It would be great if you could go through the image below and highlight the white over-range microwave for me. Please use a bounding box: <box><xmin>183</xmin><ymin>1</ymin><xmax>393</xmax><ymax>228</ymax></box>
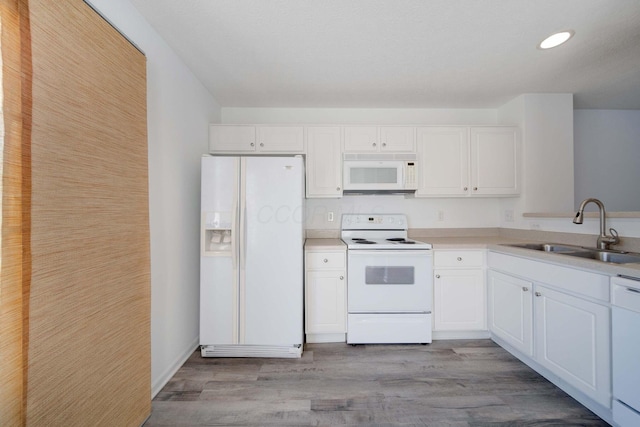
<box><xmin>342</xmin><ymin>153</ymin><xmax>418</xmax><ymax>194</ymax></box>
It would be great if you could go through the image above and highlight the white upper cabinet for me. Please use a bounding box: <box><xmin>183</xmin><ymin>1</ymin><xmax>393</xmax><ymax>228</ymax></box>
<box><xmin>209</xmin><ymin>125</ymin><xmax>256</xmax><ymax>152</ymax></box>
<box><xmin>416</xmin><ymin>126</ymin><xmax>519</xmax><ymax>197</ymax></box>
<box><xmin>343</xmin><ymin>126</ymin><xmax>378</xmax><ymax>152</ymax></box>
<box><xmin>209</xmin><ymin>125</ymin><xmax>304</xmax><ymax>153</ymax></box>
<box><xmin>208</xmin><ymin>123</ymin><xmax>519</xmax><ymax>199</ymax></box>
<box><xmin>305</xmin><ymin>127</ymin><xmax>343</xmax><ymax>198</ymax></box>
<box><xmin>470</xmin><ymin>127</ymin><xmax>519</xmax><ymax>195</ymax></box>
<box><xmin>344</xmin><ymin>126</ymin><xmax>415</xmax><ymax>152</ymax></box>
<box><xmin>379</xmin><ymin>126</ymin><xmax>415</xmax><ymax>152</ymax></box>
<box><xmin>256</xmin><ymin>126</ymin><xmax>304</xmax><ymax>152</ymax></box>
<box><xmin>416</xmin><ymin>126</ymin><xmax>469</xmax><ymax>196</ymax></box>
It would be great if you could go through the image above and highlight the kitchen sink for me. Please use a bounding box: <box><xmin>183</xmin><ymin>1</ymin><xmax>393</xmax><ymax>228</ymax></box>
<box><xmin>505</xmin><ymin>243</ymin><xmax>583</xmax><ymax>253</ymax></box>
<box><xmin>562</xmin><ymin>251</ymin><xmax>640</xmax><ymax>264</ymax></box>
<box><xmin>503</xmin><ymin>243</ymin><xmax>640</xmax><ymax>264</ymax></box>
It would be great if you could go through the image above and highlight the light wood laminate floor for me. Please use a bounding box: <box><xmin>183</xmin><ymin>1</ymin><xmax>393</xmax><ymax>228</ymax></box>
<box><xmin>145</xmin><ymin>340</ymin><xmax>608</xmax><ymax>426</ymax></box>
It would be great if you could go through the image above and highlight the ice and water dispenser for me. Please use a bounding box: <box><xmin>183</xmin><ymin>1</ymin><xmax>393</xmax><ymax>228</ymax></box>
<box><xmin>202</xmin><ymin>211</ymin><xmax>233</xmax><ymax>255</ymax></box>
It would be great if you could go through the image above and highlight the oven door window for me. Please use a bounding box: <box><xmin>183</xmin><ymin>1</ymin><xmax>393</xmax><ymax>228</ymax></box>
<box><xmin>365</xmin><ymin>266</ymin><xmax>414</xmax><ymax>285</ymax></box>
<box><xmin>347</xmin><ymin>250</ymin><xmax>433</xmax><ymax>312</ymax></box>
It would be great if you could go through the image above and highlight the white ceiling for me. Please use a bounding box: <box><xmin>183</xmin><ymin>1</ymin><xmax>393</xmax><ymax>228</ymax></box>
<box><xmin>130</xmin><ymin>0</ymin><xmax>640</xmax><ymax>109</ymax></box>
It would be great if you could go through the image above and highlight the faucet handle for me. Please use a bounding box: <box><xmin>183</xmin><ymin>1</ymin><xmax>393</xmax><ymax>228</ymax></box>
<box><xmin>609</xmin><ymin>227</ymin><xmax>620</xmax><ymax>243</ymax></box>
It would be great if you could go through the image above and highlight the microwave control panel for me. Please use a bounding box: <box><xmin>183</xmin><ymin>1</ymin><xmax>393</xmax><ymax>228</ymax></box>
<box><xmin>405</xmin><ymin>161</ymin><xmax>417</xmax><ymax>188</ymax></box>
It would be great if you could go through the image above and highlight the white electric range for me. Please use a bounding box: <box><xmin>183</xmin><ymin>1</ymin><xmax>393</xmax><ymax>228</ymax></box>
<box><xmin>341</xmin><ymin>214</ymin><xmax>433</xmax><ymax>344</ymax></box>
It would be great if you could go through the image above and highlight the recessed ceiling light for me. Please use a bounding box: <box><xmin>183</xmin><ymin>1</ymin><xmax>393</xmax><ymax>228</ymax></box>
<box><xmin>538</xmin><ymin>30</ymin><xmax>575</xmax><ymax>50</ymax></box>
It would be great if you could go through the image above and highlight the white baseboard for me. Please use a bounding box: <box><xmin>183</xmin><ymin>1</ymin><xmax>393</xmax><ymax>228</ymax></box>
<box><xmin>306</xmin><ymin>333</ymin><xmax>346</xmax><ymax>343</ymax></box>
<box><xmin>151</xmin><ymin>337</ymin><xmax>199</xmax><ymax>398</ymax></box>
<box><xmin>432</xmin><ymin>330</ymin><xmax>491</xmax><ymax>340</ymax></box>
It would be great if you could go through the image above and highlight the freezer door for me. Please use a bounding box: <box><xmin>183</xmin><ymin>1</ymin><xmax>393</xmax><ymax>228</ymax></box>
<box><xmin>201</xmin><ymin>156</ymin><xmax>238</xmax><ymax>217</ymax></box>
<box><xmin>200</xmin><ymin>256</ymin><xmax>236</xmax><ymax>344</ymax></box>
<box><xmin>241</xmin><ymin>156</ymin><xmax>304</xmax><ymax>345</ymax></box>
<box><xmin>200</xmin><ymin>156</ymin><xmax>239</xmax><ymax>345</ymax></box>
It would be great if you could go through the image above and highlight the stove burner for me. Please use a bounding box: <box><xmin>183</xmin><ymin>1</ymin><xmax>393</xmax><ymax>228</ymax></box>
<box><xmin>352</xmin><ymin>238</ymin><xmax>366</xmax><ymax>240</ymax></box>
<box><xmin>352</xmin><ymin>239</ymin><xmax>376</xmax><ymax>244</ymax></box>
<box><xmin>386</xmin><ymin>238</ymin><xmax>416</xmax><ymax>244</ymax></box>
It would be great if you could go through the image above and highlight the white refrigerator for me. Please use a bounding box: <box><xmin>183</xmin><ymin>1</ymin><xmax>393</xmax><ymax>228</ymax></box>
<box><xmin>199</xmin><ymin>155</ymin><xmax>304</xmax><ymax>358</ymax></box>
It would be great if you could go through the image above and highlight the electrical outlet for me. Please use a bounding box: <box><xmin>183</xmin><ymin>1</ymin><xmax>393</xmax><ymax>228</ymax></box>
<box><xmin>438</xmin><ymin>210</ymin><xmax>445</xmax><ymax>221</ymax></box>
<box><xmin>327</xmin><ymin>212</ymin><xmax>334</xmax><ymax>222</ymax></box>
<box><xmin>531</xmin><ymin>222</ymin><xmax>541</xmax><ymax>230</ymax></box>
<box><xmin>504</xmin><ymin>209</ymin><xmax>514</xmax><ymax>222</ymax></box>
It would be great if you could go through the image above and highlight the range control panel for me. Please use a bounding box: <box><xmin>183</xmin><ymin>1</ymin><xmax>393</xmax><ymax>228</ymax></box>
<box><xmin>341</xmin><ymin>214</ymin><xmax>407</xmax><ymax>230</ymax></box>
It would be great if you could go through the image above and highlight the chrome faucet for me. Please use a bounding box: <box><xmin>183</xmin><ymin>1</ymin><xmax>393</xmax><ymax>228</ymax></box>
<box><xmin>573</xmin><ymin>198</ymin><xmax>620</xmax><ymax>250</ymax></box>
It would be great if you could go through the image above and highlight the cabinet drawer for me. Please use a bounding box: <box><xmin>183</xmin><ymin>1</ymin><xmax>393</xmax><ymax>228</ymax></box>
<box><xmin>612</xmin><ymin>277</ymin><xmax>640</xmax><ymax>312</ymax></box>
<box><xmin>434</xmin><ymin>250</ymin><xmax>484</xmax><ymax>268</ymax></box>
<box><xmin>306</xmin><ymin>251</ymin><xmax>345</xmax><ymax>269</ymax></box>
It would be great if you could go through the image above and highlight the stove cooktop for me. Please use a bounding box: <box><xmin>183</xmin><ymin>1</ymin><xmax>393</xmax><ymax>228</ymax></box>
<box><xmin>342</xmin><ymin>237</ymin><xmax>432</xmax><ymax>250</ymax></box>
<box><xmin>340</xmin><ymin>214</ymin><xmax>432</xmax><ymax>250</ymax></box>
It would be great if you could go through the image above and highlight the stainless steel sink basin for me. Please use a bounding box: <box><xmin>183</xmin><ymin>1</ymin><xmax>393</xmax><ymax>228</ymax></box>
<box><xmin>562</xmin><ymin>251</ymin><xmax>640</xmax><ymax>264</ymax></box>
<box><xmin>502</xmin><ymin>243</ymin><xmax>640</xmax><ymax>264</ymax></box>
<box><xmin>505</xmin><ymin>243</ymin><xmax>583</xmax><ymax>253</ymax></box>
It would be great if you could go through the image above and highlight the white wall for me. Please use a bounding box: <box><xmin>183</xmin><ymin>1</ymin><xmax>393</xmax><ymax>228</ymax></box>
<box><xmin>306</xmin><ymin>196</ymin><xmax>501</xmax><ymax>231</ymax></box>
<box><xmin>498</xmin><ymin>93</ymin><xmax>574</xmax><ymax>214</ymax></box>
<box><xmin>495</xmin><ymin>99</ymin><xmax>640</xmax><ymax>239</ymax></box>
<box><xmin>574</xmin><ymin>109</ymin><xmax>640</xmax><ymax>211</ymax></box>
<box><xmin>86</xmin><ymin>0</ymin><xmax>221</xmax><ymax>396</ymax></box>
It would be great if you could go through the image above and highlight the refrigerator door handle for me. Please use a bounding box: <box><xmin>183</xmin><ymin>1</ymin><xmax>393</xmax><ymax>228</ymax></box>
<box><xmin>242</xmin><ymin>205</ymin><xmax>248</xmax><ymax>271</ymax></box>
<box><xmin>231</xmin><ymin>198</ymin><xmax>238</xmax><ymax>271</ymax></box>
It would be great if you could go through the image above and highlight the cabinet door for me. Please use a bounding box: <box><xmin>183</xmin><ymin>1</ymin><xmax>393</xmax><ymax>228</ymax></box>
<box><xmin>415</xmin><ymin>127</ymin><xmax>469</xmax><ymax>196</ymax></box>
<box><xmin>487</xmin><ymin>270</ymin><xmax>533</xmax><ymax>356</ymax></box>
<box><xmin>256</xmin><ymin>126</ymin><xmax>304</xmax><ymax>152</ymax></box>
<box><xmin>470</xmin><ymin>127</ymin><xmax>519</xmax><ymax>195</ymax></box>
<box><xmin>209</xmin><ymin>125</ymin><xmax>256</xmax><ymax>152</ymax></box>
<box><xmin>534</xmin><ymin>284</ymin><xmax>611</xmax><ymax>407</ymax></box>
<box><xmin>305</xmin><ymin>270</ymin><xmax>346</xmax><ymax>334</ymax></box>
<box><xmin>380</xmin><ymin>126</ymin><xmax>415</xmax><ymax>152</ymax></box>
<box><xmin>434</xmin><ymin>268</ymin><xmax>486</xmax><ymax>331</ymax></box>
<box><xmin>306</xmin><ymin>127</ymin><xmax>343</xmax><ymax>198</ymax></box>
<box><xmin>344</xmin><ymin>126</ymin><xmax>378</xmax><ymax>152</ymax></box>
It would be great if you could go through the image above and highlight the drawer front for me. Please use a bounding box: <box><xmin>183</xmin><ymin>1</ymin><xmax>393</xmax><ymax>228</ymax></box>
<box><xmin>434</xmin><ymin>250</ymin><xmax>484</xmax><ymax>268</ymax></box>
<box><xmin>306</xmin><ymin>251</ymin><xmax>346</xmax><ymax>269</ymax></box>
<box><xmin>488</xmin><ymin>252</ymin><xmax>610</xmax><ymax>302</ymax></box>
<box><xmin>612</xmin><ymin>276</ymin><xmax>640</xmax><ymax>312</ymax></box>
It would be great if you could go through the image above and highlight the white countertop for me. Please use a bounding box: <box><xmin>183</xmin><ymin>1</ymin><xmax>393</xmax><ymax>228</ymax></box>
<box><xmin>488</xmin><ymin>243</ymin><xmax>640</xmax><ymax>278</ymax></box>
<box><xmin>304</xmin><ymin>236</ymin><xmax>640</xmax><ymax>277</ymax></box>
<box><xmin>304</xmin><ymin>238</ymin><xmax>346</xmax><ymax>251</ymax></box>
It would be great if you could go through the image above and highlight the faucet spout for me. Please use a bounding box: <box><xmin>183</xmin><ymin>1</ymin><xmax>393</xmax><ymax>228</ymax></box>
<box><xmin>573</xmin><ymin>198</ymin><xmax>620</xmax><ymax>250</ymax></box>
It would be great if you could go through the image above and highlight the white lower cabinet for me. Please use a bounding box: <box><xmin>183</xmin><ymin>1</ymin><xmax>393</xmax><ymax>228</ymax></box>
<box><xmin>487</xmin><ymin>270</ymin><xmax>533</xmax><ymax>356</ymax></box>
<box><xmin>488</xmin><ymin>251</ymin><xmax>612</xmax><ymax>420</ymax></box>
<box><xmin>534</xmin><ymin>284</ymin><xmax>611</xmax><ymax>408</ymax></box>
<box><xmin>304</xmin><ymin>247</ymin><xmax>346</xmax><ymax>343</ymax></box>
<box><xmin>433</xmin><ymin>250</ymin><xmax>486</xmax><ymax>334</ymax></box>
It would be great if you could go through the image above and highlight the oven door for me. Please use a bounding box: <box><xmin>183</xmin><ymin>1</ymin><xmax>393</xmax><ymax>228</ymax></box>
<box><xmin>348</xmin><ymin>250</ymin><xmax>433</xmax><ymax>312</ymax></box>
